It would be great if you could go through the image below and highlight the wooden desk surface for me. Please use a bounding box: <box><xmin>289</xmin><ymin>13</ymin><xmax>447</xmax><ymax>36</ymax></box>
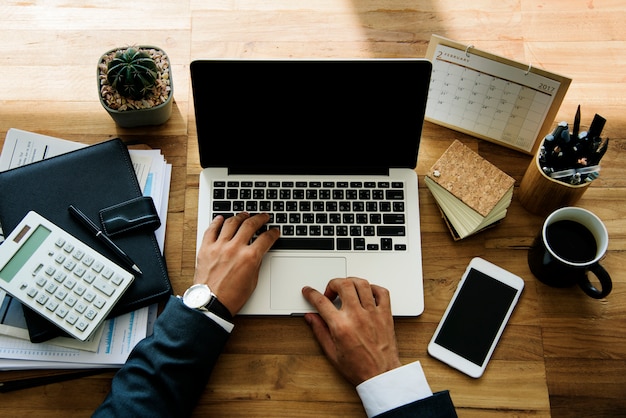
<box><xmin>0</xmin><ymin>1</ymin><xmax>624</xmax><ymax>416</ymax></box>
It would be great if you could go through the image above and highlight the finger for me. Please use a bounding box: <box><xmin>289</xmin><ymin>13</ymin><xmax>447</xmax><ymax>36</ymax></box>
<box><xmin>204</xmin><ymin>215</ymin><xmax>225</xmax><ymax>243</ymax></box>
<box><xmin>353</xmin><ymin>278</ymin><xmax>377</xmax><ymax>310</ymax></box>
<box><xmin>302</xmin><ymin>285</ymin><xmax>340</xmax><ymax>320</ymax></box>
<box><xmin>217</xmin><ymin>212</ymin><xmax>250</xmax><ymax>240</ymax></box>
<box><xmin>232</xmin><ymin>212</ymin><xmax>272</xmax><ymax>244</ymax></box>
<box><xmin>251</xmin><ymin>226</ymin><xmax>280</xmax><ymax>254</ymax></box>
<box><xmin>324</xmin><ymin>278</ymin><xmax>361</xmax><ymax>310</ymax></box>
<box><xmin>303</xmin><ymin>313</ymin><xmax>336</xmax><ymax>360</ymax></box>
<box><xmin>370</xmin><ymin>284</ymin><xmax>392</xmax><ymax>309</ymax></box>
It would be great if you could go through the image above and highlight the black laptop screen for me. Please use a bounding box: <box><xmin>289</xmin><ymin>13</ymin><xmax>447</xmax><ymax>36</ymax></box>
<box><xmin>191</xmin><ymin>59</ymin><xmax>432</xmax><ymax>175</ymax></box>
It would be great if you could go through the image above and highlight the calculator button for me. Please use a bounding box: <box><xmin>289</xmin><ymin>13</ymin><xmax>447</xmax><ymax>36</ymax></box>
<box><xmin>64</xmin><ymin>260</ymin><xmax>77</xmax><ymax>271</ymax></box>
<box><xmin>27</xmin><ymin>288</ymin><xmax>38</xmax><ymax>298</ymax></box>
<box><xmin>75</xmin><ymin>302</ymin><xmax>87</xmax><ymax>314</ymax></box>
<box><xmin>54</xmin><ymin>272</ymin><xmax>67</xmax><ymax>283</ymax></box>
<box><xmin>36</xmin><ymin>276</ymin><xmax>47</xmax><ymax>287</ymax></box>
<box><xmin>56</xmin><ymin>307</ymin><xmax>69</xmax><ymax>318</ymax></box>
<box><xmin>76</xmin><ymin>320</ymin><xmax>90</xmax><ymax>332</ymax></box>
<box><xmin>65</xmin><ymin>313</ymin><xmax>79</xmax><ymax>325</ymax></box>
<box><xmin>94</xmin><ymin>279</ymin><xmax>115</xmax><ymax>297</ymax></box>
<box><xmin>74</xmin><ymin>284</ymin><xmax>87</xmax><ymax>296</ymax></box>
<box><xmin>46</xmin><ymin>300</ymin><xmax>59</xmax><ymax>312</ymax></box>
<box><xmin>102</xmin><ymin>268</ymin><xmax>114</xmax><ymax>280</ymax></box>
<box><xmin>55</xmin><ymin>237</ymin><xmax>66</xmax><ymax>247</ymax></box>
<box><xmin>63</xmin><ymin>278</ymin><xmax>76</xmax><ymax>290</ymax></box>
<box><xmin>82</xmin><ymin>255</ymin><xmax>95</xmax><ymax>267</ymax></box>
<box><xmin>55</xmin><ymin>289</ymin><xmax>68</xmax><ymax>301</ymax></box>
<box><xmin>63</xmin><ymin>243</ymin><xmax>75</xmax><ymax>253</ymax></box>
<box><xmin>84</xmin><ymin>309</ymin><xmax>98</xmax><ymax>320</ymax></box>
<box><xmin>72</xmin><ymin>249</ymin><xmax>85</xmax><ymax>261</ymax></box>
<box><xmin>55</xmin><ymin>254</ymin><xmax>66</xmax><ymax>264</ymax></box>
<box><xmin>45</xmin><ymin>282</ymin><xmax>58</xmax><ymax>294</ymax></box>
<box><xmin>65</xmin><ymin>295</ymin><xmax>78</xmax><ymax>307</ymax></box>
<box><xmin>83</xmin><ymin>272</ymin><xmax>96</xmax><ymax>284</ymax></box>
<box><xmin>36</xmin><ymin>294</ymin><xmax>49</xmax><ymax>305</ymax></box>
<box><xmin>93</xmin><ymin>297</ymin><xmax>106</xmax><ymax>309</ymax></box>
<box><xmin>45</xmin><ymin>266</ymin><xmax>56</xmax><ymax>276</ymax></box>
<box><xmin>92</xmin><ymin>261</ymin><xmax>104</xmax><ymax>273</ymax></box>
<box><xmin>84</xmin><ymin>291</ymin><xmax>96</xmax><ymax>303</ymax></box>
<box><xmin>111</xmin><ymin>274</ymin><xmax>125</xmax><ymax>286</ymax></box>
<box><xmin>74</xmin><ymin>266</ymin><xmax>87</xmax><ymax>278</ymax></box>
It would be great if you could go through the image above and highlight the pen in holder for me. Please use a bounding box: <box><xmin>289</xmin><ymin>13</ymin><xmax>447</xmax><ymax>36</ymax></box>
<box><xmin>519</xmin><ymin>107</ymin><xmax>607</xmax><ymax>216</ymax></box>
<box><xmin>518</xmin><ymin>145</ymin><xmax>590</xmax><ymax>216</ymax></box>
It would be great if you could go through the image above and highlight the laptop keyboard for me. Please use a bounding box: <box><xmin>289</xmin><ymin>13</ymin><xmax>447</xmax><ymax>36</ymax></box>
<box><xmin>210</xmin><ymin>180</ymin><xmax>408</xmax><ymax>251</ymax></box>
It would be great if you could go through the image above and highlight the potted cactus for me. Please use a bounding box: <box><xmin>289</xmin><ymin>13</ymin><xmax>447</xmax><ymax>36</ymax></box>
<box><xmin>97</xmin><ymin>46</ymin><xmax>173</xmax><ymax>128</ymax></box>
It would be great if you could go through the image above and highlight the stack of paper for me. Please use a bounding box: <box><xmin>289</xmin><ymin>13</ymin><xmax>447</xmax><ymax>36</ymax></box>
<box><xmin>0</xmin><ymin>129</ymin><xmax>171</xmax><ymax>370</ymax></box>
<box><xmin>425</xmin><ymin>140</ymin><xmax>515</xmax><ymax>240</ymax></box>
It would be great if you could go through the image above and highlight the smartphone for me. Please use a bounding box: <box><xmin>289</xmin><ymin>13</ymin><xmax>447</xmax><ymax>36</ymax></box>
<box><xmin>427</xmin><ymin>257</ymin><xmax>524</xmax><ymax>378</ymax></box>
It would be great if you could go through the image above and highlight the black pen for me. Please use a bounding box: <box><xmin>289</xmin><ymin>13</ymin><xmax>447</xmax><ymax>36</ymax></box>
<box><xmin>572</xmin><ymin>104</ymin><xmax>581</xmax><ymax>140</ymax></box>
<box><xmin>68</xmin><ymin>205</ymin><xmax>143</xmax><ymax>275</ymax></box>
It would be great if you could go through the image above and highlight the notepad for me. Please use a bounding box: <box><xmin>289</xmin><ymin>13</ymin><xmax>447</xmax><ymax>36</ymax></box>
<box><xmin>425</xmin><ymin>35</ymin><xmax>571</xmax><ymax>155</ymax></box>
<box><xmin>425</xmin><ymin>140</ymin><xmax>515</xmax><ymax>240</ymax></box>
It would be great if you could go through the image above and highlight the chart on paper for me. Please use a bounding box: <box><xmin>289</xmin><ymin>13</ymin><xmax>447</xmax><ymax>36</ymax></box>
<box><xmin>425</xmin><ymin>36</ymin><xmax>571</xmax><ymax>155</ymax></box>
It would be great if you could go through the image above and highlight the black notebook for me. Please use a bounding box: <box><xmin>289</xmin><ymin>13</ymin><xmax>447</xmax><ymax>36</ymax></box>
<box><xmin>0</xmin><ymin>138</ymin><xmax>172</xmax><ymax>342</ymax></box>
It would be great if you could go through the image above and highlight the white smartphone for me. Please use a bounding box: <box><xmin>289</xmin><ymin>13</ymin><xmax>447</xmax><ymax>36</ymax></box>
<box><xmin>427</xmin><ymin>257</ymin><xmax>524</xmax><ymax>378</ymax></box>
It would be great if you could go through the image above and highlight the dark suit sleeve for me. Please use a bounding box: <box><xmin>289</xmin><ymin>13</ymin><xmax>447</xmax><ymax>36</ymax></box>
<box><xmin>375</xmin><ymin>391</ymin><xmax>457</xmax><ymax>418</ymax></box>
<box><xmin>92</xmin><ymin>296</ymin><xmax>230</xmax><ymax>418</ymax></box>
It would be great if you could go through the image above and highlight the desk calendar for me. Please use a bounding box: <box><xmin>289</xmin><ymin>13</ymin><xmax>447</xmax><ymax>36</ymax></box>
<box><xmin>425</xmin><ymin>35</ymin><xmax>571</xmax><ymax>155</ymax></box>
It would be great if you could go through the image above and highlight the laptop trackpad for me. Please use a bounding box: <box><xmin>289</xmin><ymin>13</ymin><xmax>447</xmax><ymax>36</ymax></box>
<box><xmin>270</xmin><ymin>256</ymin><xmax>347</xmax><ymax>312</ymax></box>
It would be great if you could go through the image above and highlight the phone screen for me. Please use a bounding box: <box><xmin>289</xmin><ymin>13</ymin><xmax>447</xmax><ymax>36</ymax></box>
<box><xmin>434</xmin><ymin>268</ymin><xmax>519</xmax><ymax>366</ymax></box>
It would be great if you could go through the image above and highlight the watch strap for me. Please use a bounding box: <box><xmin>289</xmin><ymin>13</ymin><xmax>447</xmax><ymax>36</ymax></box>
<box><xmin>205</xmin><ymin>296</ymin><xmax>233</xmax><ymax>322</ymax></box>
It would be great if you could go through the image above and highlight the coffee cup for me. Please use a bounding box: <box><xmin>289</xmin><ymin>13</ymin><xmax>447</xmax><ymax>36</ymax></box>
<box><xmin>528</xmin><ymin>206</ymin><xmax>612</xmax><ymax>299</ymax></box>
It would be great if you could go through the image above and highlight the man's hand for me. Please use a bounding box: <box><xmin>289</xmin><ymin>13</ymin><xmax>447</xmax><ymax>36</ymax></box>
<box><xmin>302</xmin><ymin>278</ymin><xmax>402</xmax><ymax>386</ymax></box>
<box><xmin>194</xmin><ymin>212</ymin><xmax>279</xmax><ymax>316</ymax></box>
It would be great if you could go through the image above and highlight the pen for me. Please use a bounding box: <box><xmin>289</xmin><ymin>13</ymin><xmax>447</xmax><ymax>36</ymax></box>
<box><xmin>572</xmin><ymin>104</ymin><xmax>581</xmax><ymax>140</ymax></box>
<box><xmin>68</xmin><ymin>205</ymin><xmax>143</xmax><ymax>275</ymax></box>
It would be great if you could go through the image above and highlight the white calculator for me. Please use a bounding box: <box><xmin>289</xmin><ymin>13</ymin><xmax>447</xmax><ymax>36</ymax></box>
<box><xmin>0</xmin><ymin>211</ymin><xmax>135</xmax><ymax>341</ymax></box>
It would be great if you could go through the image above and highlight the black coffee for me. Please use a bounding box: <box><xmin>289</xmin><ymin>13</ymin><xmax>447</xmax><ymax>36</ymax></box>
<box><xmin>546</xmin><ymin>220</ymin><xmax>597</xmax><ymax>263</ymax></box>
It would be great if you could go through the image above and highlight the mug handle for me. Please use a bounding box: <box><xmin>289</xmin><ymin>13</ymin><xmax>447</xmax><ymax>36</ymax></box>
<box><xmin>578</xmin><ymin>263</ymin><xmax>612</xmax><ymax>299</ymax></box>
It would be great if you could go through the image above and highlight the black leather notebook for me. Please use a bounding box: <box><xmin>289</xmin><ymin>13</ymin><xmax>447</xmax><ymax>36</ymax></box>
<box><xmin>0</xmin><ymin>138</ymin><xmax>172</xmax><ymax>342</ymax></box>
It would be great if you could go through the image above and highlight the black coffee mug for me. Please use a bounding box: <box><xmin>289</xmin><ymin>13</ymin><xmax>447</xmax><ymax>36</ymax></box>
<box><xmin>528</xmin><ymin>206</ymin><xmax>612</xmax><ymax>299</ymax></box>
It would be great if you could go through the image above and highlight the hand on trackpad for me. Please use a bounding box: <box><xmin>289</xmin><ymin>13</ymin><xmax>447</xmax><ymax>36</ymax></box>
<box><xmin>270</xmin><ymin>256</ymin><xmax>346</xmax><ymax>312</ymax></box>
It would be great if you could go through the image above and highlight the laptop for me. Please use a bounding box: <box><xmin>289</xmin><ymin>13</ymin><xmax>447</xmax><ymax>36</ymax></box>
<box><xmin>190</xmin><ymin>59</ymin><xmax>432</xmax><ymax>316</ymax></box>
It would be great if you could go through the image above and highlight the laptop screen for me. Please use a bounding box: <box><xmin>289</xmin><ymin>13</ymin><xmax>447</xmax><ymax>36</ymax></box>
<box><xmin>191</xmin><ymin>59</ymin><xmax>432</xmax><ymax>175</ymax></box>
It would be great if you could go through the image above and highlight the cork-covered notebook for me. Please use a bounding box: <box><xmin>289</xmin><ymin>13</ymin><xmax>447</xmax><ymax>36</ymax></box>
<box><xmin>425</xmin><ymin>140</ymin><xmax>515</xmax><ymax>240</ymax></box>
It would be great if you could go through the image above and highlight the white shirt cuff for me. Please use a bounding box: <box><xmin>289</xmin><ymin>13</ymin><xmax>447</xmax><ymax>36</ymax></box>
<box><xmin>204</xmin><ymin>311</ymin><xmax>234</xmax><ymax>333</ymax></box>
<box><xmin>179</xmin><ymin>297</ymin><xmax>235</xmax><ymax>333</ymax></box>
<box><xmin>356</xmin><ymin>361</ymin><xmax>433</xmax><ymax>418</ymax></box>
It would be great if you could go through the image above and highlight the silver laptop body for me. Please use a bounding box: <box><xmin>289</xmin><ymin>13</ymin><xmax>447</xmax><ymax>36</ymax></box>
<box><xmin>191</xmin><ymin>59</ymin><xmax>432</xmax><ymax>316</ymax></box>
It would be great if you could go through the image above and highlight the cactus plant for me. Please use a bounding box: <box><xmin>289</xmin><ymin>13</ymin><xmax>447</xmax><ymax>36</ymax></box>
<box><xmin>106</xmin><ymin>47</ymin><xmax>158</xmax><ymax>100</ymax></box>
<box><xmin>97</xmin><ymin>45</ymin><xmax>173</xmax><ymax>127</ymax></box>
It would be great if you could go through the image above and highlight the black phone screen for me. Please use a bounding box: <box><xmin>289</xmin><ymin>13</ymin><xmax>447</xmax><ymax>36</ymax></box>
<box><xmin>434</xmin><ymin>268</ymin><xmax>518</xmax><ymax>366</ymax></box>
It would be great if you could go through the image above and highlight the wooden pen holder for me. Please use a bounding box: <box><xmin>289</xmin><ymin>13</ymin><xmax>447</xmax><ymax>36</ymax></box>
<box><xmin>518</xmin><ymin>145</ymin><xmax>590</xmax><ymax>216</ymax></box>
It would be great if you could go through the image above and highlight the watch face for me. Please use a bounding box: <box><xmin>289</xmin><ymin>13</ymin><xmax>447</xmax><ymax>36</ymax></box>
<box><xmin>183</xmin><ymin>284</ymin><xmax>213</xmax><ymax>309</ymax></box>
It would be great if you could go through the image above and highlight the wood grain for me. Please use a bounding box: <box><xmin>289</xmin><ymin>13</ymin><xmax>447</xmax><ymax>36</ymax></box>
<box><xmin>1</xmin><ymin>1</ymin><xmax>625</xmax><ymax>417</ymax></box>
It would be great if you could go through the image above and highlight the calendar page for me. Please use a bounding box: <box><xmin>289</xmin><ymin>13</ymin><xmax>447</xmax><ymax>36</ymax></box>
<box><xmin>425</xmin><ymin>35</ymin><xmax>571</xmax><ymax>155</ymax></box>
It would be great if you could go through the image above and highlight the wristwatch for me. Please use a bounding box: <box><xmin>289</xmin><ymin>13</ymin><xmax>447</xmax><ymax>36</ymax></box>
<box><xmin>181</xmin><ymin>284</ymin><xmax>233</xmax><ymax>321</ymax></box>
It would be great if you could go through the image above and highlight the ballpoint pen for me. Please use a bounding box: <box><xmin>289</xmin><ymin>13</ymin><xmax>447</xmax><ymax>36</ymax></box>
<box><xmin>68</xmin><ymin>205</ymin><xmax>143</xmax><ymax>275</ymax></box>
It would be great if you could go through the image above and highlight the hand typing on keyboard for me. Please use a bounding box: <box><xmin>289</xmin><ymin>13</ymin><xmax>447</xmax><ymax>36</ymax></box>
<box><xmin>194</xmin><ymin>212</ymin><xmax>279</xmax><ymax>315</ymax></box>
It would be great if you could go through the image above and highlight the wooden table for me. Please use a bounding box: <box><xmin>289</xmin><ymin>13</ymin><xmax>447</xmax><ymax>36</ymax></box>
<box><xmin>0</xmin><ymin>1</ymin><xmax>624</xmax><ymax>416</ymax></box>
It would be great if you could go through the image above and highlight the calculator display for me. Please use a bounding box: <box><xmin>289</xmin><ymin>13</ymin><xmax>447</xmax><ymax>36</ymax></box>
<box><xmin>0</xmin><ymin>224</ymin><xmax>50</xmax><ymax>283</ymax></box>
